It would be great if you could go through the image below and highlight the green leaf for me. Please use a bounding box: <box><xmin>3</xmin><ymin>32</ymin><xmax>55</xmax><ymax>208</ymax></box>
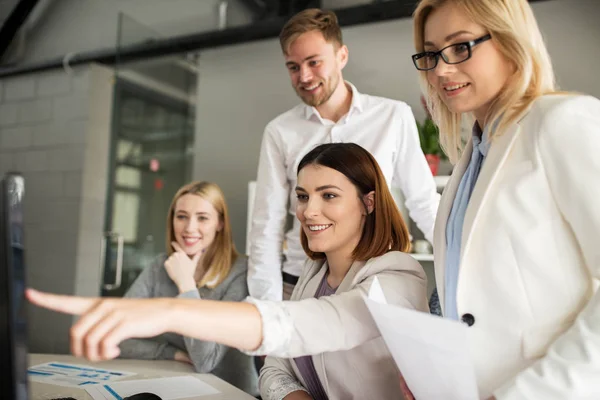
<box><xmin>417</xmin><ymin>117</ymin><xmax>445</xmax><ymax>158</ymax></box>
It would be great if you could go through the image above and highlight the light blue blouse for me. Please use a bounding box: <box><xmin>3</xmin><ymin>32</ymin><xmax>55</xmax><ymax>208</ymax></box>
<box><xmin>444</xmin><ymin>123</ymin><xmax>490</xmax><ymax>320</ymax></box>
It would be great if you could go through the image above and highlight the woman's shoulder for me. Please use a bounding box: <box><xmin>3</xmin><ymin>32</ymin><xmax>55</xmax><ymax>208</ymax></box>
<box><xmin>207</xmin><ymin>255</ymin><xmax>249</xmax><ymax>298</ymax></box>
<box><xmin>220</xmin><ymin>254</ymin><xmax>249</xmax><ymax>282</ymax></box>
<box><xmin>524</xmin><ymin>93</ymin><xmax>600</xmax><ymax>148</ymax></box>
<box><xmin>143</xmin><ymin>253</ymin><xmax>171</xmax><ymax>281</ymax></box>
<box><xmin>352</xmin><ymin>252</ymin><xmax>427</xmax><ymax>299</ymax></box>
<box><xmin>231</xmin><ymin>254</ymin><xmax>248</xmax><ymax>272</ymax></box>
<box><xmin>529</xmin><ymin>93</ymin><xmax>600</xmax><ymax>123</ymax></box>
<box><xmin>146</xmin><ymin>253</ymin><xmax>167</xmax><ymax>272</ymax></box>
<box><xmin>153</xmin><ymin>253</ymin><xmax>168</xmax><ymax>264</ymax></box>
<box><xmin>362</xmin><ymin>251</ymin><xmax>422</xmax><ymax>273</ymax></box>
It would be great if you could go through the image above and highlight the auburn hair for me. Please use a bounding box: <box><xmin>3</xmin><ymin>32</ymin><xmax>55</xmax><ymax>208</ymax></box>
<box><xmin>297</xmin><ymin>143</ymin><xmax>411</xmax><ymax>260</ymax></box>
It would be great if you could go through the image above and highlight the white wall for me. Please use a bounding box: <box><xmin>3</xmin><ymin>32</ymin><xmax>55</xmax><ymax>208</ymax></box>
<box><xmin>534</xmin><ymin>0</ymin><xmax>600</xmax><ymax>95</ymax></box>
<box><xmin>194</xmin><ymin>0</ymin><xmax>600</xmax><ymax>252</ymax></box>
<box><xmin>8</xmin><ymin>0</ymin><xmax>253</xmax><ymax>64</ymax></box>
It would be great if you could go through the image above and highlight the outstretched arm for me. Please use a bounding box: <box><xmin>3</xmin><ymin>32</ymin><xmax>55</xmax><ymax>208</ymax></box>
<box><xmin>26</xmin><ymin>289</ymin><xmax>263</xmax><ymax>362</ymax></box>
<box><xmin>26</xmin><ymin>254</ymin><xmax>427</xmax><ymax>362</ymax></box>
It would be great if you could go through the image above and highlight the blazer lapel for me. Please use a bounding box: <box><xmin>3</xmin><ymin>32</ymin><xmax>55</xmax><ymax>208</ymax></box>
<box><xmin>294</xmin><ymin>259</ymin><xmax>326</xmax><ymax>301</ymax></box>
<box><xmin>434</xmin><ymin>140</ymin><xmax>472</xmax><ymax>313</ymax></box>
<box><xmin>312</xmin><ymin>259</ymin><xmax>365</xmax><ymax>397</ymax></box>
<box><xmin>460</xmin><ymin>123</ymin><xmax>522</xmax><ymax>268</ymax></box>
<box><xmin>338</xmin><ymin>259</ymin><xmax>366</xmax><ymax>292</ymax></box>
<box><xmin>288</xmin><ymin>259</ymin><xmax>327</xmax><ymax>394</ymax></box>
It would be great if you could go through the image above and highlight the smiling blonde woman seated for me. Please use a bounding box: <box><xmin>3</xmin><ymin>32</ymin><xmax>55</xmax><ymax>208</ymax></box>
<box><xmin>117</xmin><ymin>181</ymin><xmax>258</xmax><ymax>395</ymax></box>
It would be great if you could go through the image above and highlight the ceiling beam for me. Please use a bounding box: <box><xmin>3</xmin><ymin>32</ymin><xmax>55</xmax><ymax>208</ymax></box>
<box><xmin>0</xmin><ymin>0</ymin><xmax>553</xmax><ymax>78</ymax></box>
<box><xmin>0</xmin><ymin>0</ymin><xmax>39</xmax><ymax>60</ymax></box>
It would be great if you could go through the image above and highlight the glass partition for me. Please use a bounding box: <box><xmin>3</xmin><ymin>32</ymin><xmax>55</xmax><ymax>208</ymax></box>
<box><xmin>101</xmin><ymin>12</ymin><xmax>197</xmax><ymax>297</ymax></box>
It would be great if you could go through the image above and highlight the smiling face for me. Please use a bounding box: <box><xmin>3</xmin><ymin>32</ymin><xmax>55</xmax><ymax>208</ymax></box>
<box><xmin>172</xmin><ymin>194</ymin><xmax>222</xmax><ymax>257</ymax></box>
<box><xmin>424</xmin><ymin>2</ymin><xmax>512</xmax><ymax>123</ymax></box>
<box><xmin>284</xmin><ymin>30</ymin><xmax>347</xmax><ymax>107</ymax></box>
<box><xmin>295</xmin><ymin>164</ymin><xmax>369</xmax><ymax>260</ymax></box>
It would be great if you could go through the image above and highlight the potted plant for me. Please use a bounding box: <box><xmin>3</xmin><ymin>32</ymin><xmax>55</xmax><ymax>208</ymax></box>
<box><xmin>416</xmin><ymin>96</ymin><xmax>446</xmax><ymax>175</ymax></box>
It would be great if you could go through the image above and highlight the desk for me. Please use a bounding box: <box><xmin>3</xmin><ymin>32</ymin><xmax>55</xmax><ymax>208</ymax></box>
<box><xmin>28</xmin><ymin>353</ymin><xmax>256</xmax><ymax>400</ymax></box>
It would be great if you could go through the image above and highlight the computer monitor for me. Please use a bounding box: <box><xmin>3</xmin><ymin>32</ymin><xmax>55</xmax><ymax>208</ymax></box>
<box><xmin>0</xmin><ymin>172</ymin><xmax>28</xmax><ymax>399</ymax></box>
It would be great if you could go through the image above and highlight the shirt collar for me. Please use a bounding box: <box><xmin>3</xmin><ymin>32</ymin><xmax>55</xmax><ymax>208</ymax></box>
<box><xmin>472</xmin><ymin>121</ymin><xmax>490</xmax><ymax>157</ymax></box>
<box><xmin>304</xmin><ymin>81</ymin><xmax>364</xmax><ymax>122</ymax></box>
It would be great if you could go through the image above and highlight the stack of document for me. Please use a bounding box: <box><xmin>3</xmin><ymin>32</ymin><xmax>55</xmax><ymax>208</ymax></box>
<box><xmin>366</xmin><ymin>277</ymin><xmax>479</xmax><ymax>400</ymax></box>
<box><xmin>29</xmin><ymin>362</ymin><xmax>221</xmax><ymax>399</ymax></box>
<box><xmin>28</xmin><ymin>362</ymin><xmax>136</xmax><ymax>387</ymax></box>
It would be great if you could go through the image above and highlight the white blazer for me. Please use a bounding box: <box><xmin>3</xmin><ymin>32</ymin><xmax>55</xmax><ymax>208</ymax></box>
<box><xmin>434</xmin><ymin>94</ymin><xmax>600</xmax><ymax>400</ymax></box>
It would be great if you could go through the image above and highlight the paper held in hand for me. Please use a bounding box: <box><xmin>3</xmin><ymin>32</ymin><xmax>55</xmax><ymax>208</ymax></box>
<box><xmin>366</xmin><ymin>277</ymin><xmax>479</xmax><ymax>400</ymax></box>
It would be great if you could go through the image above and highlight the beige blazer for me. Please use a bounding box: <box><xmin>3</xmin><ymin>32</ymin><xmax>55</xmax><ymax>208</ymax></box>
<box><xmin>434</xmin><ymin>94</ymin><xmax>600</xmax><ymax>400</ymax></box>
<box><xmin>258</xmin><ymin>251</ymin><xmax>428</xmax><ymax>400</ymax></box>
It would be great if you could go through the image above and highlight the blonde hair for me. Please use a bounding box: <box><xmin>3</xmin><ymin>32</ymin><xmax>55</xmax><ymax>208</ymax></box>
<box><xmin>413</xmin><ymin>0</ymin><xmax>557</xmax><ymax>163</ymax></box>
<box><xmin>279</xmin><ymin>8</ymin><xmax>343</xmax><ymax>54</ymax></box>
<box><xmin>165</xmin><ymin>181</ymin><xmax>238</xmax><ymax>289</ymax></box>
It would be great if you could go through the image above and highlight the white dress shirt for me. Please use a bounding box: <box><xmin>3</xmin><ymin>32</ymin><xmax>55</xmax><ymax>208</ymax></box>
<box><xmin>249</xmin><ymin>82</ymin><xmax>440</xmax><ymax>301</ymax></box>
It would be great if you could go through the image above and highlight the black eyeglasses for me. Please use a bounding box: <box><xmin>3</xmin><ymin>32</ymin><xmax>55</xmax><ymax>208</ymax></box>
<box><xmin>412</xmin><ymin>34</ymin><xmax>492</xmax><ymax>71</ymax></box>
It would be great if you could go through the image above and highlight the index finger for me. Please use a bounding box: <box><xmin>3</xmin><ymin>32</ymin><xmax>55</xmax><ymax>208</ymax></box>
<box><xmin>26</xmin><ymin>288</ymin><xmax>98</xmax><ymax>316</ymax></box>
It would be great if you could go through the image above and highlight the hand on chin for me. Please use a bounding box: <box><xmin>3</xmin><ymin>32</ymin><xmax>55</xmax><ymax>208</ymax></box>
<box><xmin>165</xmin><ymin>242</ymin><xmax>201</xmax><ymax>293</ymax></box>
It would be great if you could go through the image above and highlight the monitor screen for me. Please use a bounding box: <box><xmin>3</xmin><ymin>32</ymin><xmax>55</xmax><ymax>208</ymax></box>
<box><xmin>0</xmin><ymin>173</ymin><xmax>28</xmax><ymax>399</ymax></box>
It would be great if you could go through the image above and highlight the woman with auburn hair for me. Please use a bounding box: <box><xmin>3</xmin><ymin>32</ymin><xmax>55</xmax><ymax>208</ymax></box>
<box><xmin>27</xmin><ymin>143</ymin><xmax>429</xmax><ymax>400</ymax></box>
<box><xmin>411</xmin><ymin>0</ymin><xmax>600</xmax><ymax>398</ymax></box>
<box><xmin>117</xmin><ymin>181</ymin><xmax>258</xmax><ymax>395</ymax></box>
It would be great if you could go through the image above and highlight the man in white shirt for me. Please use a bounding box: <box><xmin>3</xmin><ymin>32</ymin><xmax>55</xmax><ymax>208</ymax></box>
<box><xmin>248</xmin><ymin>8</ymin><xmax>440</xmax><ymax>301</ymax></box>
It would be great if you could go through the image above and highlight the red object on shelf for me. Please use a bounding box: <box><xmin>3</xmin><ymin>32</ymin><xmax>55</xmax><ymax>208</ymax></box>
<box><xmin>154</xmin><ymin>178</ymin><xmax>164</xmax><ymax>190</ymax></box>
<box><xmin>425</xmin><ymin>154</ymin><xmax>441</xmax><ymax>176</ymax></box>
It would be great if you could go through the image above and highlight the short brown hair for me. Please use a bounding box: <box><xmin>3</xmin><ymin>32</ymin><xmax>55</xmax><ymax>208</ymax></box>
<box><xmin>166</xmin><ymin>181</ymin><xmax>238</xmax><ymax>288</ymax></box>
<box><xmin>297</xmin><ymin>143</ymin><xmax>411</xmax><ymax>261</ymax></box>
<box><xmin>279</xmin><ymin>8</ymin><xmax>343</xmax><ymax>54</ymax></box>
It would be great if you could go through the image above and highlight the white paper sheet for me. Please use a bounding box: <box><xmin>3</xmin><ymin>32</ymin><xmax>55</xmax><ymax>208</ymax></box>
<box><xmin>28</xmin><ymin>362</ymin><xmax>136</xmax><ymax>387</ymax></box>
<box><xmin>368</xmin><ymin>276</ymin><xmax>387</xmax><ymax>304</ymax></box>
<box><xmin>85</xmin><ymin>376</ymin><xmax>220</xmax><ymax>400</ymax></box>
<box><xmin>364</xmin><ymin>297</ymin><xmax>479</xmax><ymax>400</ymax></box>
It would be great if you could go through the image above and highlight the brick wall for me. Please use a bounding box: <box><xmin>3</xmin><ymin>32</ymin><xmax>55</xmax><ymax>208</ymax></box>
<box><xmin>0</xmin><ymin>64</ymin><xmax>114</xmax><ymax>353</ymax></box>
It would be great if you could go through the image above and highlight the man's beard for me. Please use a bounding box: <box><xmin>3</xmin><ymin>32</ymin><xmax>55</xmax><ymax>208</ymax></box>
<box><xmin>296</xmin><ymin>74</ymin><xmax>339</xmax><ymax>107</ymax></box>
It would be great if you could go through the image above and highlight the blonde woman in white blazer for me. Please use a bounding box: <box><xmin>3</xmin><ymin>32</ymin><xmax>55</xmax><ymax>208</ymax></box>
<box><xmin>410</xmin><ymin>0</ymin><xmax>600</xmax><ymax>399</ymax></box>
<box><xmin>28</xmin><ymin>142</ymin><xmax>429</xmax><ymax>400</ymax></box>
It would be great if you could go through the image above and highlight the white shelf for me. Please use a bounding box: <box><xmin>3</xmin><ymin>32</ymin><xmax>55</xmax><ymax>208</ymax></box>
<box><xmin>410</xmin><ymin>253</ymin><xmax>434</xmax><ymax>262</ymax></box>
<box><xmin>434</xmin><ymin>175</ymin><xmax>450</xmax><ymax>188</ymax></box>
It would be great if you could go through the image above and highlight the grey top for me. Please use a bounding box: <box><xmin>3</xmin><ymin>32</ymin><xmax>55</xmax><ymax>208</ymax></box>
<box><xmin>120</xmin><ymin>254</ymin><xmax>259</xmax><ymax>396</ymax></box>
<box><xmin>292</xmin><ymin>273</ymin><xmax>335</xmax><ymax>400</ymax></box>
